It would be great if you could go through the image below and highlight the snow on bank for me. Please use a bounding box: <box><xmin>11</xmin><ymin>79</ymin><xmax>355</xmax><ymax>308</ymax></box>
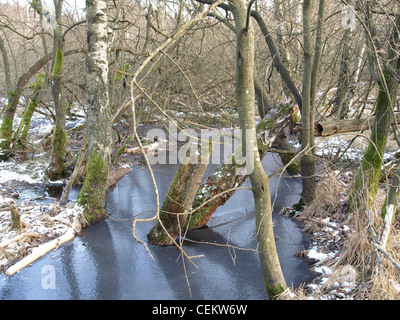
<box><xmin>0</xmin><ymin>195</ymin><xmax>86</xmax><ymax>275</ymax></box>
<box><xmin>0</xmin><ymin>156</ymin><xmax>86</xmax><ymax>275</ymax></box>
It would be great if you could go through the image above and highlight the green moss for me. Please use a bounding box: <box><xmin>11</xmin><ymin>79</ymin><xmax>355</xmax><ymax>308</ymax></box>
<box><xmin>114</xmin><ymin>63</ymin><xmax>130</xmax><ymax>81</ymax></box>
<box><xmin>277</xmin><ymin>103</ymin><xmax>292</xmax><ymax>115</ymax></box>
<box><xmin>265</xmin><ymin>283</ymin><xmax>286</xmax><ymax>299</ymax></box>
<box><xmin>257</xmin><ymin>117</ymin><xmax>275</xmax><ymax>132</ymax></box>
<box><xmin>16</xmin><ymin>74</ymin><xmax>44</xmax><ymax>149</ymax></box>
<box><xmin>52</xmin><ymin>49</ymin><xmax>64</xmax><ymax>78</ymax></box>
<box><xmin>257</xmin><ymin>104</ymin><xmax>292</xmax><ymax>132</ymax></box>
<box><xmin>349</xmin><ymin>75</ymin><xmax>392</xmax><ymax>211</ymax></box>
<box><xmin>48</xmin><ymin>125</ymin><xmax>67</xmax><ymax>180</ymax></box>
<box><xmin>11</xmin><ymin>205</ymin><xmax>21</xmax><ymax>230</ymax></box>
<box><xmin>0</xmin><ymin>114</ymin><xmax>13</xmax><ymax>158</ymax></box>
<box><xmin>282</xmin><ymin>156</ymin><xmax>300</xmax><ymax>175</ymax></box>
<box><xmin>78</xmin><ymin>151</ymin><xmax>109</xmax><ymax>224</ymax></box>
<box><xmin>147</xmin><ymin>224</ymin><xmax>170</xmax><ymax>244</ymax></box>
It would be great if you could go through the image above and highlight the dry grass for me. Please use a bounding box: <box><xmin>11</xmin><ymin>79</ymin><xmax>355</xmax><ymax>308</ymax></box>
<box><xmin>290</xmin><ymin>169</ymin><xmax>400</xmax><ymax>300</ymax></box>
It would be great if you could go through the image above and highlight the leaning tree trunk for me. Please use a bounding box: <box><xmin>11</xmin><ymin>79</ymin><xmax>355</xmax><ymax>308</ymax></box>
<box><xmin>0</xmin><ymin>52</ymin><xmax>52</xmax><ymax>159</ymax></box>
<box><xmin>187</xmin><ymin>104</ymin><xmax>295</xmax><ymax>230</ymax></box>
<box><xmin>147</xmin><ymin>153</ymin><xmax>209</xmax><ymax>245</ymax></box>
<box><xmin>230</xmin><ymin>0</ymin><xmax>287</xmax><ymax>298</ymax></box>
<box><xmin>14</xmin><ymin>73</ymin><xmax>45</xmax><ymax>149</ymax></box>
<box><xmin>254</xmin><ymin>74</ymin><xmax>299</xmax><ymax>174</ymax></box>
<box><xmin>77</xmin><ymin>0</ymin><xmax>112</xmax><ymax>224</ymax></box>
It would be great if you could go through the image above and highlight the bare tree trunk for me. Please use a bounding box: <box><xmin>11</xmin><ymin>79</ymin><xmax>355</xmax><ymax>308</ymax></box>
<box><xmin>77</xmin><ymin>0</ymin><xmax>112</xmax><ymax>224</ymax></box>
<box><xmin>349</xmin><ymin>70</ymin><xmax>399</xmax><ymax>210</ymax></box>
<box><xmin>251</xmin><ymin>10</ymin><xmax>302</xmax><ymax>110</ymax></box>
<box><xmin>230</xmin><ymin>0</ymin><xmax>287</xmax><ymax>298</ymax></box>
<box><xmin>332</xmin><ymin>29</ymin><xmax>352</xmax><ymax>118</ymax></box>
<box><xmin>300</xmin><ymin>0</ymin><xmax>316</xmax><ymax>204</ymax></box>
<box><xmin>49</xmin><ymin>0</ymin><xmax>68</xmax><ymax>181</ymax></box>
<box><xmin>341</xmin><ymin>42</ymin><xmax>366</xmax><ymax>119</ymax></box>
<box><xmin>273</xmin><ymin>0</ymin><xmax>292</xmax><ymax>99</ymax></box>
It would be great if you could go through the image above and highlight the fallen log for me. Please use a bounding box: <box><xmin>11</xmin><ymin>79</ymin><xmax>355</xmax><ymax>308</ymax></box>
<box><xmin>108</xmin><ymin>166</ymin><xmax>131</xmax><ymax>187</ymax></box>
<box><xmin>315</xmin><ymin>112</ymin><xmax>400</xmax><ymax>137</ymax></box>
<box><xmin>5</xmin><ymin>229</ymin><xmax>75</xmax><ymax>276</ymax></box>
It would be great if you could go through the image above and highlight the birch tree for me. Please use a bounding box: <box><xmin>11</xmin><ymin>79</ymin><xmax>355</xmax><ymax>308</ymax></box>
<box><xmin>77</xmin><ymin>0</ymin><xmax>112</xmax><ymax>224</ymax></box>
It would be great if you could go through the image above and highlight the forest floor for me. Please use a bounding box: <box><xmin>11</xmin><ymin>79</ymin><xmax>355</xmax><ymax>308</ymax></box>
<box><xmin>1</xmin><ymin>113</ymin><xmax>400</xmax><ymax>298</ymax></box>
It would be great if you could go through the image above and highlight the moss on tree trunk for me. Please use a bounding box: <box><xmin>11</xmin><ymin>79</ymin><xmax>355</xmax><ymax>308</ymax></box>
<box><xmin>147</xmin><ymin>158</ymin><xmax>209</xmax><ymax>245</ymax></box>
<box><xmin>349</xmin><ymin>70</ymin><xmax>397</xmax><ymax>211</ymax></box>
<box><xmin>48</xmin><ymin>124</ymin><xmax>68</xmax><ymax>180</ymax></box>
<box><xmin>0</xmin><ymin>109</ymin><xmax>13</xmax><ymax>159</ymax></box>
<box><xmin>187</xmin><ymin>105</ymin><xmax>294</xmax><ymax>230</ymax></box>
<box><xmin>78</xmin><ymin>0</ymin><xmax>111</xmax><ymax>225</ymax></box>
<box><xmin>78</xmin><ymin>150</ymin><xmax>110</xmax><ymax>224</ymax></box>
<box><xmin>15</xmin><ymin>73</ymin><xmax>45</xmax><ymax>149</ymax></box>
<box><xmin>11</xmin><ymin>204</ymin><xmax>21</xmax><ymax>230</ymax></box>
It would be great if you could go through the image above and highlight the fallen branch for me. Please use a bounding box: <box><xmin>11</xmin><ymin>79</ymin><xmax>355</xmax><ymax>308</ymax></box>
<box><xmin>373</xmin><ymin>243</ymin><xmax>400</xmax><ymax>271</ymax></box>
<box><xmin>0</xmin><ymin>232</ymin><xmax>43</xmax><ymax>249</ymax></box>
<box><xmin>5</xmin><ymin>229</ymin><xmax>75</xmax><ymax>276</ymax></box>
<box><xmin>315</xmin><ymin>112</ymin><xmax>400</xmax><ymax>137</ymax></box>
<box><xmin>294</xmin><ymin>216</ymin><xmax>345</xmax><ymax>233</ymax></box>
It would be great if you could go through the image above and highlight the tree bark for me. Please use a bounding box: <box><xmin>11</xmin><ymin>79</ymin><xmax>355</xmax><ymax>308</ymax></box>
<box><xmin>147</xmin><ymin>156</ymin><xmax>209</xmax><ymax>245</ymax></box>
<box><xmin>187</xmin><ymin>105</ymin><xmax>295</xmax><ymax>230</ymax></box>
<box><xmin>14</xmin><ymin>73</ymin><xmax>45</xmax><ymax>149</ymax></box>
<box><xmin>340</xmin><ymin>42</ymin><xmax>366</xmax><ymax>119</ymax></box>
<box><xmin>230</xmin><ymin>0</ymin><xmax>287</xmax><ymax>298</ymax></box>
<box><xmin>349</xmin><ymin>70</ymin><xmax>399</xmax><ymax>210</ymax></box>
<box><xmin>349</xmin><ymin>12</ymin><xmax>400</xmax><ymax>211</ymax></box>
<box><xmin>0</xmin><ymin>53</ymin><xmax>52</xmax><ymax>159</ymax></box>
<box><xmin>299</xmin><ymin>0</ymin><xmax>316</xmax><ymax>204</ymax></box>
<box><xmin>251</xmin><ymin>10</ymin><xmax>302</xmax><ymax>110</ymax></box>
<box><xmin>77</xmin><ymin>0</ymin><xmax>112</xmax><ymax>224</ymax></box>
<box><xmin>49</xmin><ymin>0</ymin><xmax>68</xmax><ymax>181</ymax></box>
<box><xmin>332</xmin><ymin>29</ymin><xmax>352</xmax><ymax>118</ymax></box>
<box><xmin>380</xmin><ymin>162</ymin><xmax>400</xmax><ymax>248</ymax></box>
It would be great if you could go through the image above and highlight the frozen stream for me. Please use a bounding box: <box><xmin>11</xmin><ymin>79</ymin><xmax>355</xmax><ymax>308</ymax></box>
<box><xmin>0</xmin><ymin>153</ymin><xmax>313</xmax><ymax>300</ymax></box>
